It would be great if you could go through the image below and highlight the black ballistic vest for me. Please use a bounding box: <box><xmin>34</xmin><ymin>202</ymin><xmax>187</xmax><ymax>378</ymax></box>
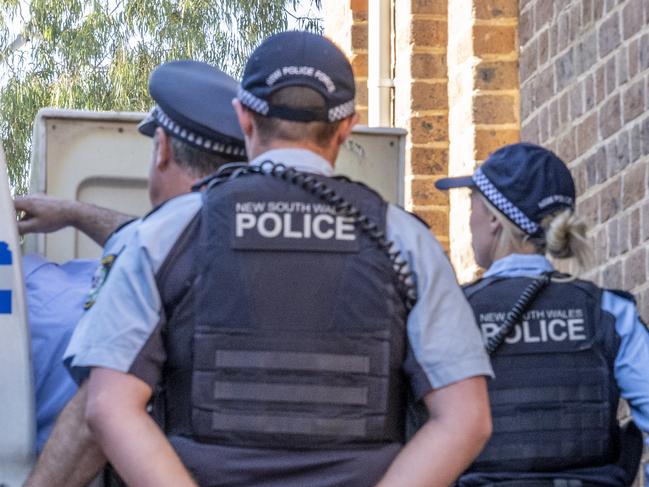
<box><xmin>159</xmin><ymin>171</ymin><xmax>409</xmax><ymax>450</ymax></box>
<box><xmin>464</xmin><ymin>276</ymin><xmax>621</xmax><ymax>474</ymax></box>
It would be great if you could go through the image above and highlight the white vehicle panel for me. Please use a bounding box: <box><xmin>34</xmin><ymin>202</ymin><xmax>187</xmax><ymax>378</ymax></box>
<box><xmin>0</xmin><ymin>144</ymin><xmax>35</xmax><ymax>486</ymax></box>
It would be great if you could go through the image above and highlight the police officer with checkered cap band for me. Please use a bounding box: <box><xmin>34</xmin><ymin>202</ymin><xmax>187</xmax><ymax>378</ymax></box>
<box><xmin>22</xmin><ymin>60</ymin><xmax>247</xmax><ymax>487</ymax></box>
<box><xmin>433</xmin><ymin>143</ymin><xmax>649</xmax><ymax>487</ymax></box>
<box><xmin>138</xmin><ymin>60</ymin><xmax>246</xmax><ymax>161</ymax></box>
<box><xmin>61</xmin><ymin>32</ymin><xmax>493</xmax><ymax>487</ymax></box>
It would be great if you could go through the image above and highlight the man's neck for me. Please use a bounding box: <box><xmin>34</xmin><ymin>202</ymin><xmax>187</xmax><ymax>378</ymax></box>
<box><xmin>250</xmin><ymin>140</ymin><xmax>338</xmax><ymax>167</ymax></box>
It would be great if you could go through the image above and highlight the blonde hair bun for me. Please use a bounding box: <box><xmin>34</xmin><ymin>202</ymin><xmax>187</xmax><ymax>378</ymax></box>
<box><xmin>543</xmin><ymin>209</ymin><xmax>592</xmax><ymax>267</ymax></box>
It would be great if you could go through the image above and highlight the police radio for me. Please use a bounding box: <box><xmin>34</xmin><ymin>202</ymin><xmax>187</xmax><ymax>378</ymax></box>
<box><xmin>484</xmin><ymin>272</ymin><xmax>552</xmax><ymax>354</ymax></box>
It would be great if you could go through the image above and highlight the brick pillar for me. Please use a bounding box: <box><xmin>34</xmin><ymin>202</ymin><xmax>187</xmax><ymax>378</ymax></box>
<box><xmin>395</xmin><ymin>0</ymin><xmax>450</xmax><ymax>248</ymax></box>
<box><xmin>323</xmin><ymin>0</ymin><xmax>369</xmax><ymax>124</ymax></box>
<box><xmin>447</xmin><ymin>0</ymin><xmax>520</xmax><ymax>282</ymax></box>
<box><xmin>325</xmin><ymin>0</ymin><xmax>451</xmax><ymax>248</ymax></box>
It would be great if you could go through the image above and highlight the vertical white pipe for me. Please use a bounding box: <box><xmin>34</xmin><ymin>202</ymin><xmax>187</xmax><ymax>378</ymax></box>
<box><xmin>368</xmin><ymin>0</ymin><xmax>392</xmax><ymax>127</ymax></box>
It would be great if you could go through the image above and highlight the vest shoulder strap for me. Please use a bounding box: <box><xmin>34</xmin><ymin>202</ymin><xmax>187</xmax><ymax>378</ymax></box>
<box><xmin>156</xmin><ymin>213</ymin><xmax>201</xmax><ymax>320</ymax></box>
<box><xmin>462</xmin><ymin>276</ymin><xmax>504</xmax><ymax>300</ymax></box>
<box><xmin>605</xmin><ymin>288</ymin><xmax>636</xmax><ymax>304</ymax></box>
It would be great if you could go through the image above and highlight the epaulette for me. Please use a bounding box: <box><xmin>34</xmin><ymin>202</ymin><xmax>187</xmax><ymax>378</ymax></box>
<box><xmin>103</xmin><ymin>217</ymin><xmax>138</xmax><ymax>245</ymax></box>
<box><xmin>111</xmin><ymin>217</ymin><xmax>138</xmax><ymax>236</ymax></box>
<box><xmin>406</xmin><ymin>211</ymin><xmax>430</xmax><ymax>229</ymax></box>
<box><xmin>142</xmin><ymin>200</ymin><xmax>169</xmax><ymax>221</ymax></box>
<box><xmin>605</xmin><ymin>288</ymin><xmax>637</xmax><ymax>304</ymax></box>
<box><xmin>462</xmin><ymin>276</ymin><xmax>502</xmax><ymax>299</ymax></box>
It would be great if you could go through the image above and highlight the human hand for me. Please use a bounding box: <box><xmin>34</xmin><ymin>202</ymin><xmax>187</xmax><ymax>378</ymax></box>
<box><xmin>13</xmin><ymin>194</ymin><xmax>76</xmax><ymax>235</ymax></box>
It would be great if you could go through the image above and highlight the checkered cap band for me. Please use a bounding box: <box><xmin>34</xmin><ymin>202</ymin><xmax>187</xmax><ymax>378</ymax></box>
<box><xmin>239</xmin><ymin>87</ymin><xmax>354</xmax><ymax>122</ymax></box>
<box><xmin>154</xmin><ymin>106</ymin><xmax>245</xmax><ymax>157</ymax></box>
<box><xmin>328</xmin><ymin>99</ymin><xmax>355</xmax><ymax>122</ymax></box>
<box><xmin>473</xmin><ymin>167</ymin><xmax>540</xmax><ymax>235</ymax></box>
<box><xmin>238</xmin><ymin>87</ymin><xmax>270</xmax><ymax>116</ymax></box>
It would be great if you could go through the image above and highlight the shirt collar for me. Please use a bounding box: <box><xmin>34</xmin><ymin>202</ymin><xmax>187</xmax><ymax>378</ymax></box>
<box><xmin>249</xmin><ymin>148</ymin><xmax>334</xmax><ymax>177</ymax></box>
<box><xmin>22</xmin><ymin>253</ymin><xmax>50</xmax><ymax>278</ymax></box>
<box><xmin>483</xmin><ymin>253</ymin><xmax>555</xmax><ymax>278</ymax></box>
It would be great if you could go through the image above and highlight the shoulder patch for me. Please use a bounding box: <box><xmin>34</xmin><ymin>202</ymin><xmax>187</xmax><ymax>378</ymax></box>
<box><xmin>84</xmin><ymin>254</ymin><xmax>118</xmax><ymax>310</ymax></box>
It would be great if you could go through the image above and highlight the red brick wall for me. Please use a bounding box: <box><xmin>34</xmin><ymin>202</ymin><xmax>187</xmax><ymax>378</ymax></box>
<box><xmin>519</xmin><ymin>0</ymin><xmax>649</xmax><ymax>299</ymax></box>
<box><xmin>395</xmin><ymin>0</ymin><xmax>450</xmax><ymax>246</ymax></box>
<box><xmin>447</xmin><ymin>0</ymin><xmax>519</xmax><ymax>281</ymax></box>
<box><xmin>325</xmin><ymin>0</ymin><xmax>451</xmax><ymax>246</ymax></box>
<box><xmin>519</xmin><ymin>1</ymin><xmax>649</xmax><ymax>482</ymax></box>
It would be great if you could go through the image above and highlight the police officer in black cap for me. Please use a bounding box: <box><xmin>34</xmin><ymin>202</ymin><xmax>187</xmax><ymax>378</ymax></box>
<box><xmin>39</xmin><ymin>30</ymin><xmax>494</xmax><ymax>486</ymax></box>
<box><xmin>61</xmin><ymin>31</ymin><xmax>494</xmax><ymax>487</ymax></box>
<box><xmin>435</xmin><ymin>143</ymin><xmax>649</xmax><ymax>487</ymax></box>
<box><xmin>20</xmin><ymin>60</ymin><xmax>246</xmax><ymax>487</ymax></box>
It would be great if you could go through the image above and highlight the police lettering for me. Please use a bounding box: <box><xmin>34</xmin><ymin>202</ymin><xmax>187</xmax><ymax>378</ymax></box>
<box><xmin>236</xmin><ymin>212</ymin><xmax>355</xmax><ymax>241</ymax></box>
<box><xmin>263</xmin><ymin>66</ymin><xmax>336</xmax><ymax>93</ymax></box>
<box><xmin>480</xmin><ymin>318</ymin><xmax>587</xmax><ymax>344</ymax></box>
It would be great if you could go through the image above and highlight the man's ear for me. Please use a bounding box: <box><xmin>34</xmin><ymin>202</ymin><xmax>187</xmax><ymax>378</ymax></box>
<box><xmin>233</xmin><ymin>99</ymin><xmax>254</xmax><ymax>137</ymax></box>
<box><xmin>336</xmin><ymin>113</ymin><xmax>360</xmax><ymax>146</ymax></box>
<box><xmin>154</xmin><ymin>127</ymin><xmax>172</xmax><ymax>171</ymax></box>
<box><xmin>488</xmin><ymin>212</ymin><xmax>502</xmax><ymax>236</ymax></box>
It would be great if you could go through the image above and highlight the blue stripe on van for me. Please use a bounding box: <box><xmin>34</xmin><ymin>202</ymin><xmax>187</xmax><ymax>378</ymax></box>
<box><xmin>0</xmin><ymin>241</ymin><xmax>11</xmax><ymax>265</ymax></box>
<box><xmin>0</xmin><ymin>290</ymin><xmax>11</xmax><ymax>314</ymax></box>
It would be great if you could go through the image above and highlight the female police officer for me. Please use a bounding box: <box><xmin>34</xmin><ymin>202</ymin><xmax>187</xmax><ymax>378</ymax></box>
<box><xmin>435</xmin><ymin>143</ymin><xmax>649</xmax><ymax>487</ymax></box>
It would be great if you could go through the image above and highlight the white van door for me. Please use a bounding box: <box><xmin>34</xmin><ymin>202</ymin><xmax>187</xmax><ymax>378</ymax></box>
<box><xmin>24</xmin><ymin>109</ymin><xmax>407</xmax><ymax>262</ymax></box>
<box><xmin>0</xmin><ymin>144</ymin><xmax>35</xmax><ymax>485</ymax></box>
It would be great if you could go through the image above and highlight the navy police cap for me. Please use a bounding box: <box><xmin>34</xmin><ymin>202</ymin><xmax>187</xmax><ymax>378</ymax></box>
<box><xmin>138</xmin><ymin>60</ymin><xmax>246</xmax><ymax>158</ymax></box>
<box><xmin>238</xmin><ymin>31</ymin><xmax>356</xmax><ymax>123</ymax></box>
<box><xmin>435</xmin><ymin>143</ymin><xmax>576</xmax><ymax>236</ymax></box>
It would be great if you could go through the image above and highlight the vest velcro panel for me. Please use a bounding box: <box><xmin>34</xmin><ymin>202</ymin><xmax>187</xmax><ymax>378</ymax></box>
<box><xmin>192</xmin><ymin>330</ymin><xmax>394</xmax><ymax>445</ymax></box>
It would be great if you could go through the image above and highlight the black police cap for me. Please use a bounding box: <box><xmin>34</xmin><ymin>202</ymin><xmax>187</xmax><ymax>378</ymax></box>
<box><xmin>238</xmin><ymin>31</ymin><xmax>356</xmax><ymax>123</ymax></box>
<box><xmin>436</xmin><ymin>143</ymin><xmax>576</xmax><ymax>236</ymax></box>
<box><xmin>138</xmin><ymin>60</ymin><xmax>246</xmax><ymax>158</ymax></box>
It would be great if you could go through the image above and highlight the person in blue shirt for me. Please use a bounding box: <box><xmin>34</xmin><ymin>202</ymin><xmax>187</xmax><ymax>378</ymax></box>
<box><xmin>19</xmin><ymin>206</ymin><xmax>138</xmax><ymax>455</ymax></box>
<box><xmin>435</xmin><ymin>142</ymin><xmax>649</xmax><ymax>487</ymax></box>
<box><xmin>17</xmin><ymin>60</ymin><xmax>247</xmax><ymax>487</ymax></box>
<box><xmin>23</xmin><ymin>254</ymin><xmax>97</xmax><ymax>453</ymax></box>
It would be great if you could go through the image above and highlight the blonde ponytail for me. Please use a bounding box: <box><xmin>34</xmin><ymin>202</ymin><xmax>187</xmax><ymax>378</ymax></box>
<box><xmin>542</xmin><ymin>209</ymin><xmax>592</xmax><ymax>268</ymax></box>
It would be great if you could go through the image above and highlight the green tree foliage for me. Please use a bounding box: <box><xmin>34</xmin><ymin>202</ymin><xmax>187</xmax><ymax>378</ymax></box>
<box><xmin>0</xmin><ymin>0</ymin><xmax>322</xmax><ymax>194</ymax></box>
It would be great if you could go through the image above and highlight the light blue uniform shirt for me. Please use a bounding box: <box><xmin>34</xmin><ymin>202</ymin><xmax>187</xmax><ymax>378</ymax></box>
<box><xmin>485</xmin><ymin>254</ymin><xmax>649</xmax><ymax>476</ymax></box>
<box><xmin>64</xmin><ymin>193</ymin><xmax>203</xmax><ymax>383</ymax></box>
<box><xmin>63</xmin><ymin>149</ymin><xmax>493</xmax><ymax>486</ymax></box>
<box><xmin>25</xmin><ymin>218</ymin><xmax>139</xmax><ymax>452</ymax></box>
<box><xmin>65</xmin><ymin>148</ymin><xmax>492</xmax><ymax>393</ymax></box>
